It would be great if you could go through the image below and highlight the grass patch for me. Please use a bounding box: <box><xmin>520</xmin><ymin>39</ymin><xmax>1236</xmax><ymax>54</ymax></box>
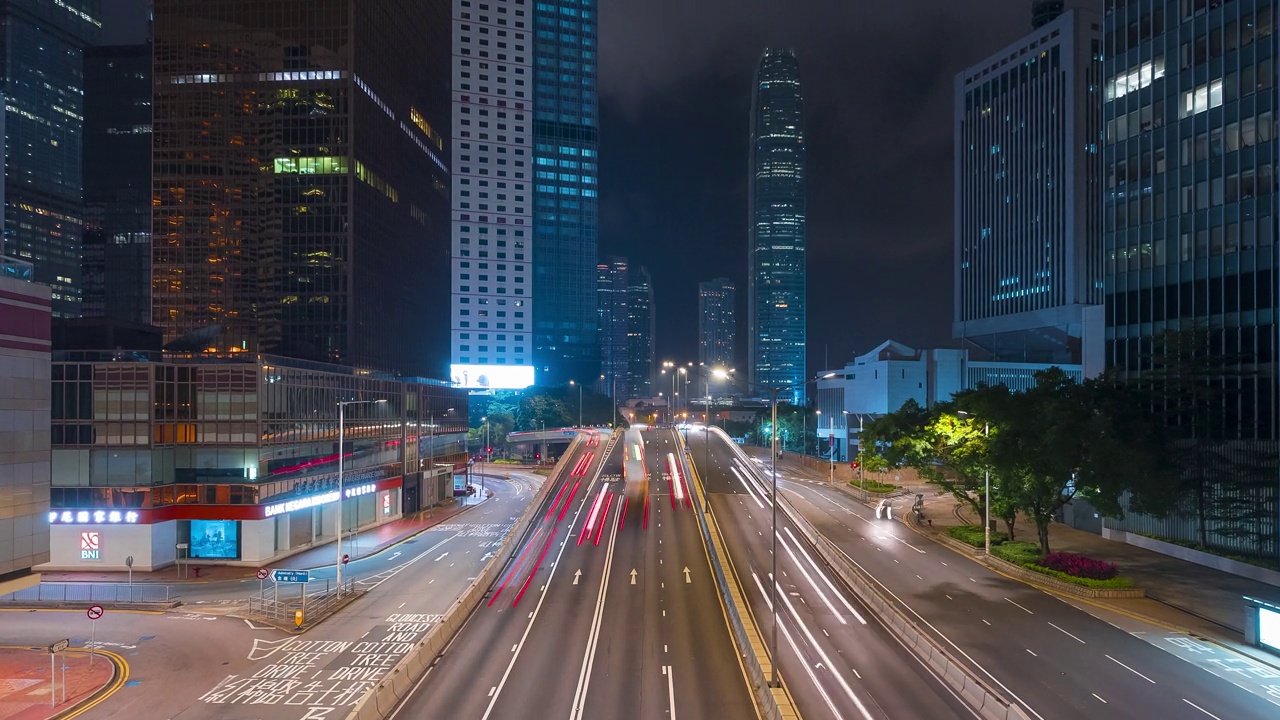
<box><xmin>532</xmin><ymin>468</ymin><xmax>552</xmax><ymax>476</ymax></box>
<box><xmin>849</xmin><ymin>479</ymin><xmax>899</xmax><ymax>494</ymax></box>
<box><xmin>1022</xmin><ymin>565</ymin><xmax>1135</xmax><ymax>589</ymax></box>
<box><xmin>946</xmin><ymin>524</ymin><xmax>1009</xmax><ymax>548</ymax></box>
<box><xmin>1137</xmin><ymin>533</ymin><xmax>1280</xmax><ymax>572</ymax></box>
<box><xmin>991</xmin><ymin>541</ymin><xmax>1045</xmax><ymax>566</ymax></box>
<box><xmin>948</xmin><ymin>526</ymin><xmax>1137</xmax><ymax>589</ymax></box>
<box><xmin>491</xmin><ymin>458</ymin><xmax>523</xmax><ymax>465</ymax></box>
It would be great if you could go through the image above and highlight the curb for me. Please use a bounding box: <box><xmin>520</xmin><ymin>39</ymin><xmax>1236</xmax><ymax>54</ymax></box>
<box><xmin>52</xmin><ymin>647</ymin><xmax>128</xmax><ymax>720</ymax></box>
<box><xmin>298</xmin><ymin>500</ymin><xmax>482</xmax><ymax>570</ymax></box>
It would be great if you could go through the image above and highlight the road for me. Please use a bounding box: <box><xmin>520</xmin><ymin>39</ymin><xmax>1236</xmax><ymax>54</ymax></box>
<box><xmin>756</xmin><ymin>448</ymin><xmax>1280</xmax><ymax>720</ymax></box>
<box><xmin>395</xmin><ymin>426</ymin><xmax>757</xmax><ymax>720</ymax></box>
<box><xmin>2</xmin><ymin>473</ymin><xmax>542</xmax><ymax>720</ymax></box>
<box><xmin>687</xmin><ymin>427</ymin><xmax>976</xmax><ymax>720</ymax></box>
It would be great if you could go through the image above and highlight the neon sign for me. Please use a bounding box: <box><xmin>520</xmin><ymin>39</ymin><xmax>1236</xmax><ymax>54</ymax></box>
<box><xmin>49</xmin><ymin>510</ymin><xmax>139</xmax><ymax>524</ymax></box>
<box><xmin>264</xmin><ymin>490</ymin><xmax>340</xmax><ymax>518</ymax></box>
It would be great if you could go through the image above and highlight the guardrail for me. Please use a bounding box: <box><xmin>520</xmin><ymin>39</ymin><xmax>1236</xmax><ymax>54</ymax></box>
<box><xmin>247</xmin><ymin>579</ymin><xmax>359</xmax><ymax>627</ymax></box>
<box><xmin>0</xmin><ymin>582</ymin><xmax>174</xmax><ymax>604</ymax></box>
<box><xmin>683</xmin><ymin>429</ymin><xmax>796</xmax><ymax>720</ymax></box>
<box><xmin>342</xmin><ymin>433</ymin><xmax>582</xmax><ymax>720</ymax></box>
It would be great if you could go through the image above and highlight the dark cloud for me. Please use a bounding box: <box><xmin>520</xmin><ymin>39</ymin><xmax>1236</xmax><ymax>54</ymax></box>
<box><xmin>599</xmin><ymin>0</ymin><xmax>1036</xmax><ymax>374</ymax></box>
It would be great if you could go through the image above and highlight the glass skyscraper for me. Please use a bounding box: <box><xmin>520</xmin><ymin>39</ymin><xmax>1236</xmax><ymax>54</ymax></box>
<box><xmin>598</xmin><ymin>256</ymin><xmax>629</xmax><ymax>399</ymax></box>
<box><xmin>626</xmin><ymin>265</ymin><xmax>654</xmax><ymax>399</ymax></box>
<box><xmin>532</xmin><ymin>0</ymin><xmax>599</xmax><ymax>387</ymax></box>
<box><xmin>698</xmin><ymin>277</ymin><xmax>736</xmax><ymax>369</ymax></box>
<box><xmin>152</xmin><ymin>0</ymin><xmax>451</xmax><ymax>377</ymax></box>
<box><xmin>0</xmin><ymin>0</ymin><xmax>100</xmax><ymax>317</ymax></box>
<box><xmin>1103</xmin><ymin>0</ymin><xmax>1278</xmax><ymax>559</ymax></box>
<box><xmin>748</xmin><ymin>48</ymin><xmax>807</xmax><ymax>404</ymax></box>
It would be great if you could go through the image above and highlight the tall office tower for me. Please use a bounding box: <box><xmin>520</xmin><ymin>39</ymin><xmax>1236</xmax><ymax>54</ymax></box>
<box><xmin>1103</xmin><ymin>1</ymin><xmax>1279</xmax><ymax>560</ymax></box>
<box><xmin>530</xmin><ymin>0</ymin><xmax>599</xmax><ymax>387</ymax></box>
<box><xmin>82</xmin><ymin>43</ymin><xmax>152</xmax><ymax>325</ymax></box>
<box><xmin>954</xmin><ymin>9</ymin><xmax>1105</xmax><ymax>373</ymax></box>
<box><xmin>0</xmin><ymin>0</ymin><xmax>100</xmax><ymax>317</ymax></box>
<box><xmin>152</xmin><ymin>0</ymin><xmax>451</xmax><ymax>377</ymax></box>
<box><xmin>1032</xmin><ymin>1</ymin><xmax>1066</xmax><ymax>28</ymax></box>
<box><xmin>698</xmin><ymin>277</ymin><xmax>736</xmax><ymax>368</ymax></box>
<box><xmin>625</xmin><ymin>265</ymin><xmax>654</xmax><ymax>399</ymax></box>
<box><xmin>747</xmin><ymin>48</ymin><xmax>807</xmax><ymax>404</ymax></box>
<box><xmin>597</xmin><ymin>256</ymin><xmax>630</xmax><ymax>399</ymax></box>
<box><xmin>448</xmin><ymin>0</ymin><xmax>536</xmax><ymax>391</ymax></box>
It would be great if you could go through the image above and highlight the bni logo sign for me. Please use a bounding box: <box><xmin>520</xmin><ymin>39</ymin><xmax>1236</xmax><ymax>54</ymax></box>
<box><xmin>80</xmin><ymin>531</ymin><xmax>101</xmax><ymax>560</ymax></box>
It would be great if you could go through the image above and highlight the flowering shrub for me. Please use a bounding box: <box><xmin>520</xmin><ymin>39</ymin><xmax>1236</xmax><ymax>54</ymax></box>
<box><xmin>1037</xmin><ymin>551</ymin><xmax>1119</xmax><ymax>581</ymax></box>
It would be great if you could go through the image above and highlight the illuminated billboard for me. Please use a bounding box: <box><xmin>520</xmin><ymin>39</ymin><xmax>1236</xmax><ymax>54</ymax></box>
<box><xmin>450</xmin><ymin>364</ymin><xmax>535</xmax><ymax>390</ymax></box>
<box><xmin>190</xmin><ymin>520</ymin><xmax>240</xmax><ymax>559</ymax></box>
<box><xmin>1262</xmin><ymin>606</ymin><xmax>1280</xmax><ymax>653</ymax></box>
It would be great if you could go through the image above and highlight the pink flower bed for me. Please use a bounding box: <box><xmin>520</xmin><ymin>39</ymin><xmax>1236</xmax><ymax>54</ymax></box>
<box><xmin>1038</xmin><ymin>551</ymin><xmax>1119</xmax><ymax>580</ymax></box>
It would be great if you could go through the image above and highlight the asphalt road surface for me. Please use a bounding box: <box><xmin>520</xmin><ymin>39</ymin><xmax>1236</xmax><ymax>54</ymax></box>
<box><xmin>742</xmin><ymin>444</ymin><xmax>1280</xmax><ymax>720</ymax></box>
<box><xmin>394</xmin><ymin>427</ymin><xmax>757</xmax><ymax>720</ymax></box>
<box><xmin>689</xmin><ymin>426</ymin><xmax>980</xmax><ymax>720</ymax></box>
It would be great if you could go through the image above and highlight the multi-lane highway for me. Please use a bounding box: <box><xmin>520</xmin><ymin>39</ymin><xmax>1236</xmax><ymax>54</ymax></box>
<box><xmin>734</xmin><ymin>439</ymin><xmax>1280</xmax><ymax>720</ymax></box>
<box><xmin>394</xmin><ymin>427</ymin><xmax>757</xmax><ymax>720</ymax></box>
<box><xmin>687</xmin><ymin>426</ymin><xmax>976</xmax><ymax>720</ymax></box>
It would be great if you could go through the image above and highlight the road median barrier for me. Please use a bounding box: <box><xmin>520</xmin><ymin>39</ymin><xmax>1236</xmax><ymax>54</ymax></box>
<box><xmin>343</xmin><ymin>435</ymin><xmax>581</xmax><ymax>720</ymax></box>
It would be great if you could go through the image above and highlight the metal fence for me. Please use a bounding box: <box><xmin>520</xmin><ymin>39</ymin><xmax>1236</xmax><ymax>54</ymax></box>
<box><xmin>247</xmin><ymin>579</ymin><xmax>357</xmax><ymax>626</ymax></box>
<box><xmin>0</xmin><ymin>582</ymin><xmax>174</xmax><ymax>604</ymax></box>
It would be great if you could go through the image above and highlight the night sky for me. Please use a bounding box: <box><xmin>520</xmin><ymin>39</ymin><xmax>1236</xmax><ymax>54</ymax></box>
<box><xmin>100</xmin><ymin>0</ymin><xmax>1037</xmax><ymax>376</ymax></box>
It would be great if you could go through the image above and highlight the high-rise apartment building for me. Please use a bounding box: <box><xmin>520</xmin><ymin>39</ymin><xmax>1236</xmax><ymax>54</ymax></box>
<box><xmin>698</xmin><ymin>277</ymin><xmax>736</xmax><ymax>368</ymax></box>
<box><xmin>151</xmin><ymin>0</ymin><xmax>451</xmax><ymax>377</ymax></box>
<box><xmin>1102</xmin><ymin>0</ymin><xmax>1279</xmax><ymax>559</ymax></box>
<box><xmin>598</xmin><ymin>256</ymin><xmax>629</xmax><ymax>399</ymax></box>
<box><xmin>82</xmin><ymin>43</ymin><xmax>152</xmax><ymax>325</ymax></box>
<box><xmin>953</xmin><ymin>9</ymin><xmax>1105</xmax><ymax>373</ymax></box>
<box><xmin>626</xmin><ymin>266</ymin><xmax>654</xmax><ymax>399</ymax></box>
<box><xmin>748</xmin><ymin>48</ymin><xmax>807</xmax><ymax>405</ymax></box>
<box><xmin>448</xmin><ymin>0</ymin><xmax>598</xmax><ymax>391</ymax></box>
<box><xmin>0</xmin><ymin>0</ymin><xmax>100</xmax><ymax>318</ymax></box>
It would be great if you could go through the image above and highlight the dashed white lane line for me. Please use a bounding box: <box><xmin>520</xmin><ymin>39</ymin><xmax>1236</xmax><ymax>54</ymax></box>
<box><xmin>1005</xmin><ymin>597</ymin><xmax>1034</xmax><ymax>614</ymax></box>
<box><xmin>1048</xmin><ymin>622</ymin><xmax>1086</xmax><ymax>644</ymax></box>
<box><xmin>1026</xmin><ymin>649</ymin><xmax>1037</xmax><ymax>657</ymax></box>
<box><xmin>1092</xmin><ymin>694</ymin><xmax>1107</xmax><ymax>704</ymax></box>
<box><xmin>1105</xmin><ymin>655</ymin><xmax>1155</xmax><ymax>684</ymax></box>
<box><xmin>1182</xmin><ymin>699</ymin><xmax>1222</xmax><ymax>719</ymax></box>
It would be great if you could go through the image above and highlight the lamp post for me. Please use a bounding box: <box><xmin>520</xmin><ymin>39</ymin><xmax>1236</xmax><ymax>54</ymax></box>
<box><xmin>337</xmin><ymin>398</ymin><xmax>387</xmax><ymax>594</ymax></box>
<box><xmin>957</xmin><ymin>411</ymin><xmax>992</xmax><ymax>555</ymax></box>
<box><xmin>480</xmin><ymin>416</ymin><xmax>491</xmax><ymax>500</ymax></box>
<box><xmin>569</xmin><ymin>380</ymin><xmax>583</xmax><ymax>427</ymax></box>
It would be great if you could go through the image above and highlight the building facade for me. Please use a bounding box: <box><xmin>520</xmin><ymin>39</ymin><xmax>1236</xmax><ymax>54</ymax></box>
<box><xmin>815</xmin><ymin>339</ymin><xmax>1082</xmax><ymax>461</ymax></box>
<box><xmin>954</xmin><ymin>8</ymin><xmax>1106</xmax><ymax>370</ymax></box>
<box><xmin>625</xmin><ymin>265</ymin><xmax>654</xmax><ymax>399</ymax></box>
<box><xmin>448</xmin><ymin>0</ymin><xmax>599</xmax><ymax>390</ymax></box>
<box><xmin>531</xmin><ymin>0</ymin><xmax>599</xmax><ymax>388</ymax></box>
<box><xmin>597</xmin><ymin>256</ymin><xmax>629</xmax><ymax>399</ymax></box>
<box><xmin>1102</xmin><ymin>0</ymin><xmax>1279</xmax><ymax>559</ymax></box>
<box><xmin>698</xmin><ymin>277</ymin><xmax>736</xmax><ymax>369</ymax></box>
<box><xmin>0</xmin><ymin>275</ymin><xmax>51</xmax><ymax>593</ymax></box>
<box><xmin>151</xmin><ymin>0</ymin><xmax>451</xmax><ymax>377</ymax></box>
<box><xmin>748</xmin><ymin>48</ymin><xmax>807</xmax><ymax>405</ymax></box>
<box><xmin>82</xmin><ymin>43</ymin><xmax>151</xmax><ymax>325</ymax></box>
<box><xmin>44</xmin><ymin>353</ymin><xmax>467</xmax><ymax>570</ymax></box>
<box><xmin>0</xmin><ymin>0</ymin><xmax>100</xmax><ymax>318</ymax></box>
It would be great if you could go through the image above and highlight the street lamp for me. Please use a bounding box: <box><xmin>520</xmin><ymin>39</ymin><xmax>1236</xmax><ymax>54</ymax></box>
<box><xmin>569</xmin><ymin>380</ymin><xmax>583</xmax><ymax>427</ymax></box>
<box><xmin>957</xmin><ymin>410</ymin><xmax>992</xmax><ymax>555</ymax></box>
<box><xmin>337</xmin><ymin>398</ymin><xmax>388</xmax><ymax>594</ymax></box>
<box><xmin>480</xmin><ymin>416</ymin><xmax>491</xmax><ymax>499</ymax></box>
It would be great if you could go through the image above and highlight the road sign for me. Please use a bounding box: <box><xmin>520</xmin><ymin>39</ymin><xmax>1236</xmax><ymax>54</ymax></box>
<box><xmin>829</xmin><ymin>433</ymin><xmax>835</xmax><ymax>447</ymax></box>
<box><xmin>256</xmin><ymin>568</ymin><xmax>269</xmax><ymax>580</ymax></box>
<box><xmin>342</xmin><ymin>554</ymin><xmax>350</xmax><ymax>565</ymax></box>
<box><xmin>87</xmin><ymin>605</ymin><xmax>104</xmax><ymax>620</ymax></box>
<box><xmin>270</xmin><ymin>569</ymin><xmax>310</xmax><ymax>583</ymax></box>
<box><xmin>125</xmin><ymin>555</ymin><xmax>133</xmax><ymax>568</ymax></box>
<box><xmin>48</xmin><ymin>639</ymin><xmax>69</xmax><ymax>654</ymax></box>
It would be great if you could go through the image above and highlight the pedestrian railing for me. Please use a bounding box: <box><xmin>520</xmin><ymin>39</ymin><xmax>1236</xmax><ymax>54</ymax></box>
<box><xmin>247</xmin><ymin>579</ymin><xmax>358</xmax><ymax>627</ymax></box>
<box><xmin>0</xmin><ymin>582</ymin><xmax>173</xmax><ymax>604</ymax></box>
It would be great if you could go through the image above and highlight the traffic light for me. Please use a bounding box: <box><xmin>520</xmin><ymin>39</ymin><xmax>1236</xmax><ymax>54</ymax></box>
<box><xmin>851</xmin><ymin>461</ymin><xmax>860</xmax><ymax>470</ymax></box>
<box><xmin>487</xmin><ymin>446</ymin><xmax>493</xmax><ymax>454</ymax></box>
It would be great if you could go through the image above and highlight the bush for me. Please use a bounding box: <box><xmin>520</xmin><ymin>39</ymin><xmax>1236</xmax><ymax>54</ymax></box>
<box><xmin>850</xmin><ymin>479</ymin><xmax>898</xmax><ymax>494</ymax></box>
<box><xmin>947</xmin><ymin>524</ymin><xmax>1008</xmax><ymax>548</ymax></box>
<box><xmin>991</xmin><ymin>541</ymin><xmax>1042</xmax><ymax>566</ymax></box>
<box><xmin>1025</xmin><ymin>565</ymin><xmax>1135</xmax><ymax>589</ymax></box>
<box><xmin>1039</xmin><ymin>551</ymin><xmax>1119</xmax><ymax>580</ymax></box>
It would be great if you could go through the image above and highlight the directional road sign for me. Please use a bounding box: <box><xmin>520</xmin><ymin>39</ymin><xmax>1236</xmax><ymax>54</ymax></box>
<box><xmin>49</xmin><ymin>639</ymin><xmax>69</xmax><ymax>654</ymax></box>
<box><xmin>270</xmin><ymin>569</ymin><xmax>310</xmax><ymax>583</ymax></box>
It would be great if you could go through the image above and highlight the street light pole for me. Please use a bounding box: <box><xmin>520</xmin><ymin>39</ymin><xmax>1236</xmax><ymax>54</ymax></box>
<box><xmin>983</xmin><ymin>422</ymin><xmax>991</xmax><ymax>555</ymax></box>
<box><xmin>769</xmin><ymin>386</ymin><xmax>779</xmax><ymax>687</ymax></box>
<box><xmin>336</xmin><ymin>398</ymin><xmax>386</xmax><ymax>594</ymax></box>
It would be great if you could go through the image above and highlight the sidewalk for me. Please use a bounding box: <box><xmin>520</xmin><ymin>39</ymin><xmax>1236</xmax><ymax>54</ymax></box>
<box><xmin>40</xmin><ymin>498</ymin><xmax>479</xmax><ymax>585</ymax></box>
<box><xmin>763</xmin><ymin>450</ymin><xmax>1280</xmax><ymax>669</ymax></box>
<box><xmin>0</xmin><ymin>648</ymin><xmax>114</xmax><ymax>720</ymax></box>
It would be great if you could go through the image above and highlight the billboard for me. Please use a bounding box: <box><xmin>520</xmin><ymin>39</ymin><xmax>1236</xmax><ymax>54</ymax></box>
<box><xmin>450</xmin><ymin>364</ymin><xmax>535</xmax><ymax>390</ymax></box>
<box><xmin>190</xmin><ymin>520</ymin><xmax>240</xmax><ymax>559</ymax></box>
<box><xmin>1262</xmin><ymin>606</ymin><xmax>1280</xmax><ymax>653</ymax></box>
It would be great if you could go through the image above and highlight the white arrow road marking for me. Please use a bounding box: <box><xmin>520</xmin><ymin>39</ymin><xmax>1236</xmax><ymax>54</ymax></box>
<box><xmin>683</xmin><ymin>567</ymin><xmax>691</xmax><ymax>584</ymax></box>
<box><xmin>574</xmin><ymin>569</ymin><xmax>582</xmax><ymax>585</ymax></box>
<box><xmin>630</xmin><ymin>569</ymin><xmax>638</xmax><ymax>585</ymax></box>
<box><xmin>434</xmin><ymin>552</ymin><xmax>449</xmax><ymax>562</ymax></box>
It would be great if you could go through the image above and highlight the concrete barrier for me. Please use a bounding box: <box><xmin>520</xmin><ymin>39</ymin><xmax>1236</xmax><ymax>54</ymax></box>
<box><xmin>343</xmin><ymin>435</ymin><xmax>583</xmax><ymax>720</ymax></box>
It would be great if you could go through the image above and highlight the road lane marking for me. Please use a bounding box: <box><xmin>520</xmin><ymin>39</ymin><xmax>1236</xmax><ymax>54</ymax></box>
<box><xmin>751</xmin><ymin>572</ymin><xmax>848</xmax><ymax>720</ymax></box>
<box><xmin>666</xmin><ymin>665</ymin><xmax>677</xmax><ymax>720</ymax></box>
<box><xmin>982</xmin><ymin>619</ymin><xmax>991</xmax><ymax>625</ymax></box>
<box><xmin>1005</xmin><ymin>597</ymin><xmax>1034</xmax><ymax>614</ymax></box>
<box><xmin>1182</xmin><ymin>699</ymin><xmax>1222</xmax><ymax>719</ymax></box>
<box><xmin>568</xmin><ymin>480</ymin><xmax>623</xmax><ymax>720</ymax></box>
<box><xmin>779</xmin><ymin>528</ymin><xmax>864</xmax><ymax>624</ymax></box>
<box><xmin>1026</xmin><ymin>649</ymin><xmax>1037</xmax><ymax>656</ymax></box>
<box><xmin>1105</xmin><ymin>655</ymin><xmax>1155</xmax><ymax>683</ymax></box>
<box><xmin>1048</xmin><ymin>622</ymin><xmax>1086</xmax><ymax>644</ymax></box>
<box><xmin>489</xmin><ymin>687</ymin><xmax>496</xmax><ymax>697</ymax></box>
<box><xmin>1092</xmin><ymin>693</ymin><xmax>1107</xmax><ymax>704</ymax></box>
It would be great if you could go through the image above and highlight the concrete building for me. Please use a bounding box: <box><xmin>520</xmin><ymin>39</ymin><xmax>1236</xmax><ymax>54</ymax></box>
<box><xmin>814</xmin><ymin>339</ymin><xmax>1082</xmax><ymax>461</ymax></box>
<box><xmin>698</xmin><ymin>277</ymin><xmax>736</xmax><ymax>369</ymax></box>
<box><xmin>0</xmin><ymin>275</ymin><xmax>51</xmax><ymax>594</ymax></box>
<box><xmin>597</xmin><ymin>256</ymin><xmax>629</xmax><ymax>402</ymax></box>
<box><xmin>626</xmin><ymin>266</ymin><xmax>655</xmax><ymax>400</ymax></box>
<box><xmin>953</xmin><ymin>8</ymin><xmax>1105</xmax><ymax>375</ymax></box>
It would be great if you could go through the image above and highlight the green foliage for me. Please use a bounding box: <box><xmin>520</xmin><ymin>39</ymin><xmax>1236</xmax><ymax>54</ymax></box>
<box><xmin>1021</xmin><ymin>565</ymin><xmax>1135</xmax><ymax>589</ymax></box>
<box><xmin>946</xmin><ymin>524</ymin><xmax>1008</xmax><ymax>548</ymax></box>
<box><xmin>850</xmin><ymin>479</ymin><xmax>898</xmax><ymax>494</ymax></box>
<box><xmin>1137</xmin><ymin>533</ymin><xmax>1280</xmax><ymax>571</ymax></box>
<box><xmin>990</xmin><ymin>541</ymin><xmax>1043</xmax><ymax>566</ymax></box>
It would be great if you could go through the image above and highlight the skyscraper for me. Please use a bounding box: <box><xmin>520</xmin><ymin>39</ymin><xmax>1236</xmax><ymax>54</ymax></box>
<box><xmin>626</xmin><ymin>266</ymin><xmax>654</xmax><ymax>399</ymax></box>
<box><xmin>953</xmin><ymin>9</ymin><xmax>1105</xmax><ymax>373</ymax></box>
<box><xmin>531</xmin><ymin>0</ymin><xmax>599</xmax><ymax>388</ymax></box>
<box><xmin>448</xmin><ymin>0</ymin><xmax>598</xmax><ymax>390</ymax></box>
<box><xmin>1102</xmin><ymin>0</ymin><xmax>1279</xmax><ymax>560</ymax></box>
<box><xmin>598</xmin><ymin>256</ymin><xmax>629</xmax><ymax>399</ymax></box>
<box><xmin>698</xmin><ymin>277</ymin><xmax>736</xmax><ymax>368</ymax></box>
<box><xmin>151</xmin><ymin>0</ymin><xmax>451</xmax><ymax>377</ymax></box>
<box><xmin>0</xmin><ymin>0</ymin><xmax>100</xmax><ymax>317</ymax></box>
<box><xmin>82</xmin><ymin>43</ymin><xmax>152</xmax><ymax>325</ymax></box>
<box><xmin>748</xmin><ymin>48</ymin><xmax>807</xmax><ymax>404</ymax></box>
